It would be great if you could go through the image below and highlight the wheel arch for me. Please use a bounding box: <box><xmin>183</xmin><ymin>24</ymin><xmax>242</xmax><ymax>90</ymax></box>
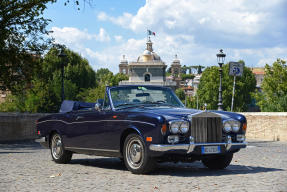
<box><xmin>120</xmin><ymin>128</ymin><xmax>143</xmax><ymax>155</ymax></box>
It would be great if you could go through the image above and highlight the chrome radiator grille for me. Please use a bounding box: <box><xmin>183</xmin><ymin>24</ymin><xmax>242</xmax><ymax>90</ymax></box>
<box><xmin>191</xmin><ymin>112</ymin><xmax>222</xmax><ymax>143</ymax></box>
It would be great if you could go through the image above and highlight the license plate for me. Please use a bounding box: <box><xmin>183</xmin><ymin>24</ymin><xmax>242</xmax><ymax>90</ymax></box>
<box><xmin>201</xmin><ymin>146</ymin><xmax>221</xmax><ymax>154</ymax></box>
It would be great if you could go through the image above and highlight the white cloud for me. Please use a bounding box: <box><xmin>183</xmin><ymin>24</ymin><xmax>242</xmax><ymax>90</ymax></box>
<box><xmin>49</xmin><ymin>1</ymin><xmax>286</xmax><ymax>73</ymax></box>
<box><xmin>97</xmin><ymin>12</ymin><xmax>108</xmax><ymax>21</ymax></box>
<box><xmin>229</xmin><ymin>47</ymin><xmax>287</xmax><ymax>67</ymax></box>
<box><xmin>114</xmin><ymin>35</ymin><xmax>123</xmax><ymax>42</ymax></box>
<box><xmin>50</xmin><ymin>26</ymin><xmax>287</xmax><ymax>73</ymax></box>
<box><xmin>51</xmin><ymin>27</ymin><xmax>93</xmax><ymax>44</ymax></box>
<box><xmin>51</xmin><ymin>27</ymin><xmax>110</xmax><ymax>45</ymax></box>
<box><xmin>96</xmin><ymin>28</ymin><xmax>110</xmax><ymax>42</ymax></box>
<box><xmin>97</xmin><ymin>0</ymin><xmax>284</xmax><ymax>38</ymax></box>
<box><xmin>92</xmin><ymin>0</ymin><xmax>286</xmax><ymax>72</ymax></box>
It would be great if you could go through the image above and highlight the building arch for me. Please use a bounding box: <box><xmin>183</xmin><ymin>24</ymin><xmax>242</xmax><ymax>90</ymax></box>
<box><xmin>143</xmin><ymin>72</ymin><xmax>151</xmax><ymax>82</ymax></box>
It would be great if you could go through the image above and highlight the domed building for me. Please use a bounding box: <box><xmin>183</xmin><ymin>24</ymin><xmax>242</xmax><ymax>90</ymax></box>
<box><xmin>119</xmin><ymin>38</ymin><xmax>177</xmax><ymax>87</ymax></box>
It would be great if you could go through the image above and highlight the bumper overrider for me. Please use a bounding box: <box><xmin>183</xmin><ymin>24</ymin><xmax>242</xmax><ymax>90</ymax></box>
<box><xmin>35</xmin><ymin>137</ymin><xmax>49</xmax><ymax>148</ymax></box>
<box><xmin>149</xmin><ymin>136</ymin><xmax>247</xmax><ymax>154</ymax></box>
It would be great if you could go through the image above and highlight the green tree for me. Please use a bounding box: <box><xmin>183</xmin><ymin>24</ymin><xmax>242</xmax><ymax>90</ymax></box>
<box><xmin>175</xmin><ymin>88</ymin><xmax>185</xmax><ymax>101</ymax></box>
<box><xmin>0</xmin><ymin>0</ymin><xmax>54</xmax><ymax>93</ymax></box>
<box><xmin>77</xmin><ymin>71</ymin><xmax>128</xmax><ymax>102</ymax></box>
<box><xmin>0</xmin><ymin>47</ymin><xmax>97</xmax><ymax>112</ymax></box>
<box><xmin>254</xmin><ymin>59</ymin><xmax>287</xmax><ymax>111</ymax></box>
<box><xmin>39</xmin><ymin>47</ymin><xmax>96</xmax><ymax>91</ymax></box>
<box><xmin>181</xmin><ymin>74</ymin><xmax>195</xmax><ymax>81</ymax></box>
<box><xmin>0</xmin><ymin>0</ymin><xmax>93</xmax><ymax>93</ymax></box>
<box><xmin>77</xmin><ymin>85</ymin><xmax>106</xmax><ymax>103</ymax></box>
<box><xmin>197</xmin><ymin>61</ymin><xmax>256</xmax><ymax>111</ymax></box>
<box><xmin>112</xmin><ymin>73</ymin><xmax>129</xmax><ymax>86</ymax></box>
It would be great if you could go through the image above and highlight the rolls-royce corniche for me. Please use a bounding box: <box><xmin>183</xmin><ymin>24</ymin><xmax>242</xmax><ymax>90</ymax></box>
<box><xmin>36</xmin><ymin>85</ymin><xmax>247</xmax><ymax>174</ymax></box>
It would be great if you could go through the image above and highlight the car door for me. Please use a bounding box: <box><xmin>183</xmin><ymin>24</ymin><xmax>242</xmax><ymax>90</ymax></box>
<box><xmin>64</xmin><ymin>110</ymin><xmax>105</xmax><ymax>149</ymax></box>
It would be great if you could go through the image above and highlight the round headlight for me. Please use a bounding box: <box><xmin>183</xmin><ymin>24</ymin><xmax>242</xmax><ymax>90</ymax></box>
<box><xmin>170</xmin><ymin>122</ymin><xmax>180</xmax><ymax>134</ymax></box>
<box><xmin>180</xmin><ymin>121</ymin><xmax>189</xmax><ymax>134</ymax></box>
<box><xmin>223</xmin><ymin>121</ymin><xmax>232</xmax><ymax>133</ymax></box>
<box><xmin>232</xmin><ymin>121</ymin><xmax>240</xmax><ymax>132</ymax></box>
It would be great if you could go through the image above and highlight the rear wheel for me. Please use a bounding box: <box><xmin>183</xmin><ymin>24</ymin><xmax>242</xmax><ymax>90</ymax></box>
<box><xmin>123</xmin><ymin>134</ymin><xmax>156</xmax><ymax>174</ymax></box>
<box><xmin>50</xmin><ymin>133</ymin><xmax>72</xmax><ymax>164</ymax></box>
<box><xmin>202</xmin><ymin>153</ymin><xmax>233</xmax><ymax>170</ymax></box>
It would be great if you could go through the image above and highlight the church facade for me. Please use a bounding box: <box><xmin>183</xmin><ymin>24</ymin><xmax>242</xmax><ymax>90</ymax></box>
<box><xmin>119</xmin><ymin>38</ymin><xmax>179</xmax><ymax>87</ymax></box>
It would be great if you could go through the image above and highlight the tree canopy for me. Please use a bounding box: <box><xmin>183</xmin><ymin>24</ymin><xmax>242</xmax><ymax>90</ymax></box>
<box><xmin>77</xmin><ymin>69</ymin><xmax>128</xmax><ymax>102</ymax></box>
<box><xmin>0</xmin><ymin>47</ymin><xmax>128</xmax><ymax>112</ymax></box>
<box><xmin>0</xmin><ymin>47</ymin><xmax>97</xmax><ymax>112</ymax></box>
<box><xmin>0</xmin><ymin>0</ymin><xmax>55</xmax><ymax>92</ymax></box>
<box><xmin>254</xmin><ymin>59</ymin><xmax>287</xmax><ymax>112</ymax></box>
<box><xmin>196</xmin><ymin>61</ymin><xmax>256</xmax><ymax>111</ymax></box>
<box><xmin>0</xmin><ymin>0</ymin><xmax>94</xmax><ymax>93</ymax></box>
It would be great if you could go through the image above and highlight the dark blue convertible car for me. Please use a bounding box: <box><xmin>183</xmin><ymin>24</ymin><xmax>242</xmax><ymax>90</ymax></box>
<box><xmin>36</xmin><ymin>85</ymin><xmax>247</xmax><ymax>174</ymax></box>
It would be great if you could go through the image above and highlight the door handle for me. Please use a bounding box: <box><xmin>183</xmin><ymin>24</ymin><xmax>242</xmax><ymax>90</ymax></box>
<box><xmin>76</xmin><ymin>116</ymin><xmax>84</xmax><ymax>121</ymax></box>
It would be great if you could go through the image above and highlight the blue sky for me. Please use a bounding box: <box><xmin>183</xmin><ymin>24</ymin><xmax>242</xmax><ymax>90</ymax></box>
<box><xmin>44</xmin><ymin>0</ymin><xmax>287</xmax><ymax>73</ymax></box>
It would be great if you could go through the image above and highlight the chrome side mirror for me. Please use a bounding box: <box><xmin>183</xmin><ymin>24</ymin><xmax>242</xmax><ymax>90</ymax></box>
<box><xmin>95</xmin><ymin>103</ymin><xmax>101</xmax><ymax>111</ymax></box>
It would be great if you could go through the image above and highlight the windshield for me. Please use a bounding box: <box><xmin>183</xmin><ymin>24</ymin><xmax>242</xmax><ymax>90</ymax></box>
<box><xmin>110</xmin><ymin>86</ymin><xmax>184</xmax><ymax>109</ymax></box>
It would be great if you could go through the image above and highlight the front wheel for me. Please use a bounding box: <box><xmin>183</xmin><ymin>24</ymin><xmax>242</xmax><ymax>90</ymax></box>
<box><xmin>50</xmin><ymin>133</ymin><xmax>72</xmax><ymax>164</ymax></box>
<box><xmin>123</xmin><ymin>134</ymin><xmax>156</xmax><ymax>174</ymax></box>
<box><xmin>202</xmin><ymin>153</ymin><xmax>233</xmax><ymax>170</ymax></box>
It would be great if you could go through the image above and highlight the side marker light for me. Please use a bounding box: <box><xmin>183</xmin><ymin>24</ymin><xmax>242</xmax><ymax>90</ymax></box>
<box><xmin>146</xmin><ymin>137</ymin><xmax>152</xmax><ymax>142</ymax></box>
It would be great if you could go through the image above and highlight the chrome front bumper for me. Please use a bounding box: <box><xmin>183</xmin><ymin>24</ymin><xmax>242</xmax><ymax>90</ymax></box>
<box><xmin>149</xmin><ymin>136</ymin><xmax>247</xmax><ymax>153</ymax></box>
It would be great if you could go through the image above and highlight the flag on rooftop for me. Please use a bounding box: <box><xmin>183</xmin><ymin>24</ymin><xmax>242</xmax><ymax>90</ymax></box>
<box><xmin>147</xmin><ymin>30</ymin><xmax>155</xmax><ymax>36</ymax></box>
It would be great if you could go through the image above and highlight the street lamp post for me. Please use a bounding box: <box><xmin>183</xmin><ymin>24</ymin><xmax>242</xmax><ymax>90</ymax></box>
<box><xmin>216</xmin><ymin>49</ymin><xmax>226</xmax><ymax>111</ymax></box>
<box><xmin>58</xmin><ymin>48</ymin><xmax>67</xmax><ymax>102</ymax></box>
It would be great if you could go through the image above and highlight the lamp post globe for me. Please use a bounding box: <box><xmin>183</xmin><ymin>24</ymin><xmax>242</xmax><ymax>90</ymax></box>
<box><xmin>58</xmin><ymin>48</ymin><xmax>67</xmax><ymax>102</ymax></box>
<box><xmin>216</xmin><ymin>49</ymin><xmax>226</xmax><ymax>111</ymax></box>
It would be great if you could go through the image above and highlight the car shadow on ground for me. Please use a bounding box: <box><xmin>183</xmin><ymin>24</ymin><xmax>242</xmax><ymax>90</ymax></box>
<box><xmin>70</xmin><ymin>157</ymin><xmax>283</xmax><ymax>177</ymax></box>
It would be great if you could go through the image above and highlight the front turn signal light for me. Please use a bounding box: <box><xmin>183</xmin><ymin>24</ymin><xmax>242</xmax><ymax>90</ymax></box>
<box><xmin>243</xmin><ymin>123</ymin><xmax>247</xmax><ymax>132</ymax></box>
<box><xmin>146</xmin><ymin>137</ymin><xmax>152</xmax><ymax>142</ymax></box>
<box><xmin>161</xmin><ymin>124</ymin><xmax>167</xmax><ymax>135</ymax></box>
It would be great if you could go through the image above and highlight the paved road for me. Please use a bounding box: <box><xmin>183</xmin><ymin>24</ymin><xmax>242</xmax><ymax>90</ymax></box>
<box><xmin>0</xmin><ymin>140</ymin><xmax>286</xmax><ymax>192</ymax></box>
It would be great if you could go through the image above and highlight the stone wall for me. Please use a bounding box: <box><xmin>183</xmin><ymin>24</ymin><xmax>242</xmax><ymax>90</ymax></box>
<box><xmin>241</xmin><ymin>112</ymin><xmax>287</xmax><ymax>141</ymax></box>
<box><xmin>0</xmin><ymin>112</ymin><xmax>287</xmax><ymax>142</ymax></box>
<box><xmin>0</xmin><ymin>113</ymin><xmax>49</xmax><ymax>141</ymax></box>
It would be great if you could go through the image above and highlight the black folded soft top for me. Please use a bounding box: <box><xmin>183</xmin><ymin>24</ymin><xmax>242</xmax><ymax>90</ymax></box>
<box><xmin>59</xmin><ymin>100</ymin><xmax>96</xmax><ymax>113</ymax></box>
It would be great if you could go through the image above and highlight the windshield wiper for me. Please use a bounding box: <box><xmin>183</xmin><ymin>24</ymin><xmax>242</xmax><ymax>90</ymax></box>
<box><xmin>114</xmin><ymin>103</ymin><xmax>145</xmax><ymax>109</ymax></box>
<box><xmin>115</xmin><ymin>102</ymin><xmax>180</xmax><ymax>110</ymax></box>
<box><xmin>115</xmin><ymin>103</ymin><xmax>137</xmax><ymax>107</ymax></box>
<box><xmin>142</xmin><ymin>101</ymin><xmax>176</xmax><ymax>106</ymax></box>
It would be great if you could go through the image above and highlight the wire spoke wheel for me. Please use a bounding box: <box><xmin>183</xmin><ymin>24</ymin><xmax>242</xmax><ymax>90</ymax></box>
<box><xmin>50</xmin><ymin>133</ymin><xmax>72</xmax><ymax>164</ymax></box>
<box><xmin>51</xmin><ymin>135</ymin><xmax>63</xmax><ymax>159</ymax></box>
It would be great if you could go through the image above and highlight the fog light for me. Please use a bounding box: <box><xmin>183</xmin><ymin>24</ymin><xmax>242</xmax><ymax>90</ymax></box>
<box><xmin>189</xmin><ymin>136</ymin><xmax>194</xmax><ymax>143</ymax></box>
<box><xmin>237</xmin><ymin>134</ymin><xmax>245</xmax><ymax>142</ymax></box>
<box><xmin>167</xmin><ymin>135</ymin><xmax>179</xmax><ymax>144</ymax></box>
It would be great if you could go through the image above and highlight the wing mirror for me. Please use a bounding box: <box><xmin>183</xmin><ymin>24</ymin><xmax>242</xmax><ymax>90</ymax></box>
<box><xmin>95</xmin><ymin>99</ymin><xmax>104</xmax><ymax>111</ymax></box>
<box><xmin>95</xmin><ymin>103</ymin><xmax>101</xmax><ymax>111</ymax></box>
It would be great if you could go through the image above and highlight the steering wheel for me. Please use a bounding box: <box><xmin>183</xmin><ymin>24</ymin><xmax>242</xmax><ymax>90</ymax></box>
<box><xmin>155</xmin><ymin>100</ymin><xmax>166</xmax><ymax>103</ymax></box>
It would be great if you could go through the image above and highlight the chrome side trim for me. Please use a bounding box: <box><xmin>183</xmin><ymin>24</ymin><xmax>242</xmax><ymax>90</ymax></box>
<box><xmin>37</xmin><ymin>119</ymin><xmax>155</xmax><ymax>127</ymax></box>
<box><xmin>149</xmin><ymin>141</ymin><xmax>247</xmax><ymax>153</ymax></box>
<box><xmin>65</xmin><ymin>147</ymin><xmax>119</xmax><ymax>153</ymax></box>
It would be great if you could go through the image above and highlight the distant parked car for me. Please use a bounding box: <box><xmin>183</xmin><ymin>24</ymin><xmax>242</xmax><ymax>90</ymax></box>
<box><xmin>36</xmin><ymin>85</ymin><xmax>247</xmax><ymax>174</ymax></box>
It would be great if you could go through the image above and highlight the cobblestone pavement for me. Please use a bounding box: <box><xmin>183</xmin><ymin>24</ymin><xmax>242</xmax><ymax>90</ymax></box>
<box><xmin>0</xmin><ymin>140</ymin><xmax>287</xmax><ymax>192</ymax></box>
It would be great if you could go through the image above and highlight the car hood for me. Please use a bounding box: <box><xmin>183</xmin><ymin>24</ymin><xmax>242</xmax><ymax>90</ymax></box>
<box><xmin>126</xmin><ymin>107</ymin><xmax>246</xmax><ymax>122</ymax></box>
